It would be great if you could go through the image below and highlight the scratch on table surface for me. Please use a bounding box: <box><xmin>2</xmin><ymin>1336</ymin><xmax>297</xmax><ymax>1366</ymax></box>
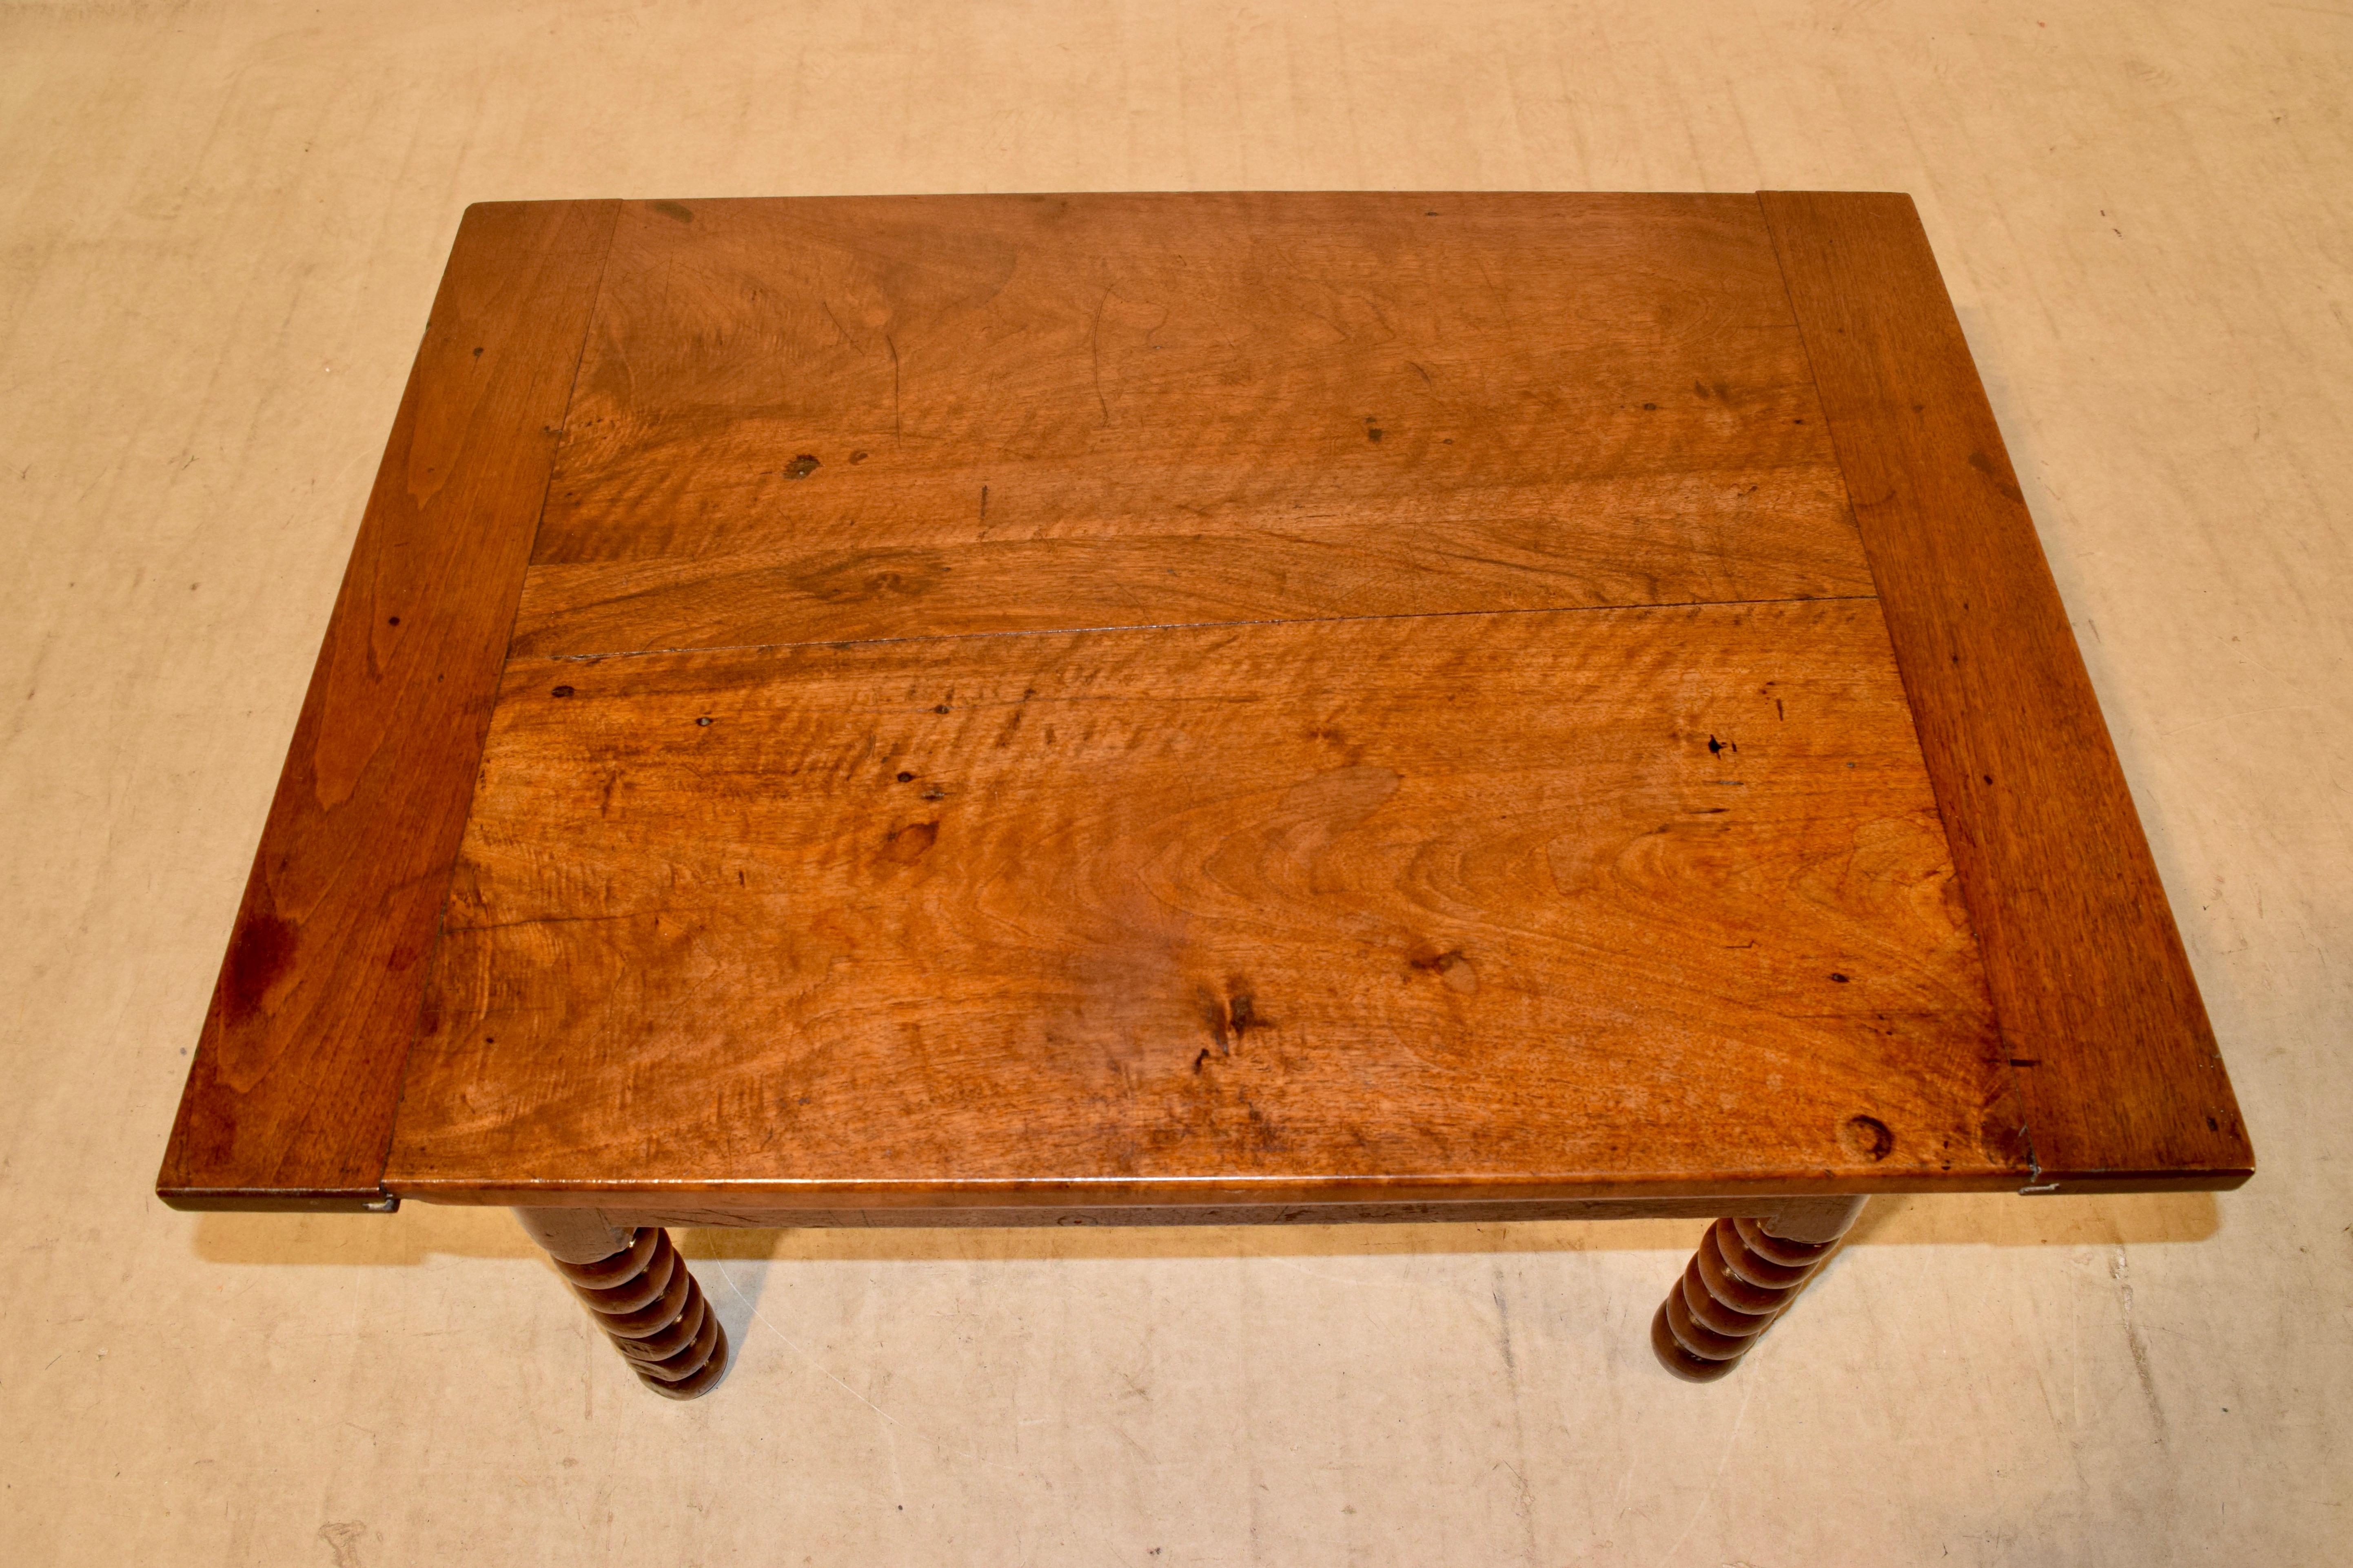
<box><xmin>1090</xmin><ymin>286</ymin><xmax>1115</xmax><ymax>425</ymax></box>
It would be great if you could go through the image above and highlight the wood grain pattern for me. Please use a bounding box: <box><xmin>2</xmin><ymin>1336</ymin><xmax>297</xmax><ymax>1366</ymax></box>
<box><xmin>167</xmin><ymin>190</ymin><xmax>2251</xmax><ymax>1222</ymax></box>
<box><xmin>1759</xmin><ymin>191</ymin><xmax>2252</xmax><ymax>1192</ymax></box>
<box><xmin>512</xmin><ymin>193</ymin><xmax>1870</xmax><ymax>655</ymax></box>
<box><xmin>386</xmin><ymin>597</ymin><xmax>2023</xmax><ymax>1206</ymax></box>
<box><xmin>156</xmin><ymin>200</ymin><xmax>619</xmax><ymax>1211</ymax></box>
<box><xmin>511</xmin><ymin>498</ymin><xmax>1866</xmax><ymax>659</ymax></box>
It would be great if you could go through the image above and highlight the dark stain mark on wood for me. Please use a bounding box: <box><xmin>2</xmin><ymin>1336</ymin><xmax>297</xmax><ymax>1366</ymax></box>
<box><xmin>1196</xmin><ymin>988</ymin><xmax>1232</xmax><ymax>1054</ymax></box>
<box><xmin>222</xmin><ymin>913</ymin><xmax>297</xmax><ymax>1023</ymax></box>
<box><xmin>651</xmin><ymin>200</ymin><xmax>694</xmax><ymax>224</ymax></box>
<box><xmin>1410</xmin><ymin>944</ymin><xmax>1480</xmax><ymax>996</ymax></box>
<box><xmin>786</xmin><ymin>549</ymin><xmax>948</xmax><ymax>605</ymax></box>
<box><xmin>1302</xmin><ymin>722</ymin><xmax>1364</xmax><ymax>764</ymax></box>
<box><xmin>1966</xmin><ymin>449</ymin><xmax>2025</xmax><ymax>503</ymax></box>
<box><xmin>785</xmin><ymin>454</ymin><xmax>821</xmax><ymax>480</ymax></box>
<box><xmin>1839</xmin><ymin>1114</ymin><xmax>1895</xmax><ymax>1161</ymax></box>
<box><xmin>1229</xmin><ymin>992</ymin><xmax>1262</xmax><ymax>1035</ymax></box>
<box><xmin>550</xmin><ymin>685</ymin><xmax>574</xmax><ymax>698</ymax></box>
<box><xmin>1198</xmin><ymin>980</ymin><xmax>1273</xmax><ymax>1057</ymax></box>
<box><xmin>883</xmin><ymin>821</ymin><xmax>938</xmax><ymax>864</ymax></box>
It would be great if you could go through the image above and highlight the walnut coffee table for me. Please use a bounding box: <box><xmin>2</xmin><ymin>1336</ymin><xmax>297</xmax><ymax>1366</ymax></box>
<box><xmin>159</xmin><ymin>193</ymin><xmax>2251</xmax><ymax>1397</ymax></box>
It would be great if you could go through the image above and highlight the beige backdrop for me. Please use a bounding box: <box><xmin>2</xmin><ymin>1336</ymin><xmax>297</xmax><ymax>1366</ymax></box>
<box><xmin>3</xmin><ymin>2</ymin><xmax>2347</xmax><ymax>1564</ymax></box>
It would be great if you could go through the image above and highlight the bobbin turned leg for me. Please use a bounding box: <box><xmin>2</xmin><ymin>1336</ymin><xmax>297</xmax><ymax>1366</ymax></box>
<box><xmin>515</xmin><ymin>1209</ymin><xmax>730</xmax><ymax>1399</ymax></box>
<box><xmin>1651</xmin><ymin>1197</ymin><xmax>1866</xmax><ymax>1382</ymax></box>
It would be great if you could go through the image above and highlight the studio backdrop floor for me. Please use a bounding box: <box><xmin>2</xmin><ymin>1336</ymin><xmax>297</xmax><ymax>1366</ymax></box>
<box><xmin>2</xmin><ymin>2</ymin><xmax>2346</xmax><ymax>1564</ymax></box>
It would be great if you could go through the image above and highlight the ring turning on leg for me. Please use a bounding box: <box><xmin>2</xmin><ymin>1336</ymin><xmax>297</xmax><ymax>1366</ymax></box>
<box><xmin>1651</xmin><ymin>1200</ymin><xmax>1864</xmax><ymax>1382</ymax></box>
<box><xmin>516</xmin><ymin>1210</ymin><xmax>730</xmax><ymax>1399</ymax></box>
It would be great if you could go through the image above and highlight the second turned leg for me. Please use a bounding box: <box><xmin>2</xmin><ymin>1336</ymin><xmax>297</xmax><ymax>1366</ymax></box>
<box><xmin>1651</xmin><ymin>1197</ymin><xmax>1866</xmax><ymax>1382</ymax></box>
<box><xmin>515</xmin><ymin>1209</ymin><xmax>732</xmax><ymax>1399</ymax></box>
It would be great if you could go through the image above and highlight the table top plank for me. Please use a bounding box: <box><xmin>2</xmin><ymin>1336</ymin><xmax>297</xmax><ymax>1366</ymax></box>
<box><xmin>515</xmin><ymin>194</ymin><xmax>1870</xmax><ymax>654</ymax></box>
<box><xmin>156</xmin><ymin>200</ymin><xmax>620</xmax><ymax>1211</ymax></box>
<box><xmin>386</xmin><ymin>598</ymin><xmax>2023</xmax><ymax>1205</ymax></box>
<box><xmin>1760</xmin><ymin>191</ymin><xmax>2251</xmax><ymax>1192</ymax></box>
<box><xmin>509</xmin><ymin>489</ymin><xmax>1870</xmax><ymax>660</ymax></box>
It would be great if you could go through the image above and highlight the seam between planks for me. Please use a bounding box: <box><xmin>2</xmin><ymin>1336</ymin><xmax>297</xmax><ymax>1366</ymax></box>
<box><xmin>1752</xmin><ymin>189</ymin><xmax>2036</xmax><ymax>1189</ymax></box>
<box><xmin>511</xmin><ymin>591</ymin><xmax>1886</xmax><ymax>667</ymax></box>
<box><xmin>373</xmin><ymin>199</ymin><xmax>625</xmax><ymax>1207</ymax></box>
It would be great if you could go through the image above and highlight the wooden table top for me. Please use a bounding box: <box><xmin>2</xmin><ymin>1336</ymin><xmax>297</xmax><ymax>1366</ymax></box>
<box><xmin>157</xmin><ymin>192</ymin><xmax>2251</xmax><ymax>1215</ymax></box>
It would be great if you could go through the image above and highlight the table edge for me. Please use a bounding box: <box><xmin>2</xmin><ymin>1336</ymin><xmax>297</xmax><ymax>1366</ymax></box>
<box><xmin>1758</xmin><ymin>189</ymin><xmax>2253</xmax><ymax>1192</ymax></box>
<box><xmin>155</xmin><ymin>200</ymin><xmax>621</xmax><ymax>1215</ymax></box>
<box><xmin>375</xmin><ymin>1167</ymin><xmax>2251</xmax><ymax>1211</ymax></box>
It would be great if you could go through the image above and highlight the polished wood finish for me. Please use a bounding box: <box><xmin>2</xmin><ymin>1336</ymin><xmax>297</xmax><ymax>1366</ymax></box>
<box><xmin>514</xmin><ymin>194</ymin><xmax>1870</xmax><ymax>657</ymax></box>
<box><xmin>536</xmin><ymin>1224</ymin><xmax>730</xmax><ymax>1399</ymax></box>
<box><xmin>158</xmin><ymin>200</ymin><xmax>619</xmax><ymax>1211</ymax></box>
<box><xmin>159</xmin><ymin>190</ymin><xmax>2248</xmax><ymax>1324</ymax></box>
<box><xmin>1652</xmin><ymin>1199</ymin><xmax>1866</xmax><ymax>1382</ymax></box>
<box><xmin>389</xmin><ymin>596</ymin><xmax>2018</xmax><ymax>1206</ymax></box>
<box><xmin>1759</xmin><ymin>192</ymin><xmax>2251</xmax><ymax>1192</ymax></box>
<box><xmin>514</xmin><ymin>1205</ymin><xmax>632</xmax><ymax>1263</ymax></box>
